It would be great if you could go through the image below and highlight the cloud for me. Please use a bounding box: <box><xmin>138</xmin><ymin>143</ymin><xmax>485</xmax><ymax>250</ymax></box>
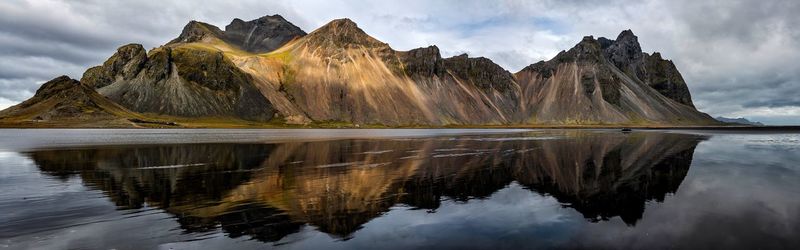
<box><xmin>0</xmin><ymin>0</ymin><xmax>798</xmax><ymax>124</ymax></box>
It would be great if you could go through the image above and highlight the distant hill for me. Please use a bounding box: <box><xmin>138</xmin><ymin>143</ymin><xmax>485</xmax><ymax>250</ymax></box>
<box><xmin>0</xmin><ymin>76</ymin><xmax>176</xmax><ymax>127</ymax></box>
<box><xmin>715</xmin><ymin>117</ymin><xmax>764</xmax><ymax>126</ymax></box>
<box><xmin>0</xmin><ymin>14</ymin><xmax>720</xmax><ymax>127</ymax></box>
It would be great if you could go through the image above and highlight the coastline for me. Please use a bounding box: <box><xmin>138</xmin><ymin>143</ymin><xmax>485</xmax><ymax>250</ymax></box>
<box><xmin>1</xmin><ymin>120</ymin><xmax>798</xmax><ymax>131</ymax></box>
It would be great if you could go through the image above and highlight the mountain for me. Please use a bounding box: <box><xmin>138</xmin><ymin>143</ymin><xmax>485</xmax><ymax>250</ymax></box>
<box><xmin>0</xmin><ymin>15</ymin><xmax>719</xmax><ymax>127</ymax></box>
<box><xmin>169</xmin><ymin>15</ymin><xmax>306</xmax><ymax>53</ymax></box>
<box><xmin>245</xmin><ymin>18</ymin><xmax>523</xmax><ymax>125</ymax></box>
<box><xmin>516</xmin><ymin>34</ymin><xmax>713</xmax><ymax>124</ymax></box>
<box><xmin>600</xmin><ymin>30</ymin><xmax>695</xmax><ymax>107</ymax></box>
<box><xmin>715</xmin><ymin>116</ymin><xmax>764</xmax><ymax>126</ymax></box>
<box><xmin>81</xmin><ymin>42</ymin><xmax>275</xmax><ymax>121</ymax></box>
<box><xmin>0</xmin><ymin>76</ymin><xmax>149</xmax><ymax>127</ymax></box>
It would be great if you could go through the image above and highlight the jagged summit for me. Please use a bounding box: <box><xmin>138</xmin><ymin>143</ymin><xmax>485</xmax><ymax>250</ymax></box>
<box><xmin>33</xmin><ymin>76</ymin><xmax>82</xmax><ymax>98</ymax></box>
<box><xmin>514</xmin><ymin>29</ymin><xmax>713</xmax><ymax>124</ymax></box>
<box><xmin>224</xmin><ymin>14</ymin><xmax>306</xmax><ymax>53</ymax></box>
<box><xmin>616</xmin><ymin>29</ymin><xmax>637</xmax><ymax>40</ymax></box>
<box><xmin>81</xmin><ymin>43</ymin><xmax>147</xmax><ymax>89</ymax></box>
<box><xmin>303</xmin><ymin>18</ymin><xmax>386</xmax><ymax>49</ymax></box>
<box><xmin>442</xmin><ymin>53</ymin><xmax>516</xmax><ymax>91</ymax></box>
<box><xmin>519</xmin><ymin>30</ymin><xmax>696</xmax><ymax>108</ymax></box>
<box><xmin>567</xmin><ymin>36</ymin><xmax>605</xmax><ymax>60</ymax></box>
<box><xmin>229</xmin><ymin>14</ymin><xmax>291</xmax><ymax>25</ymax></box>
<box><xmin>319</xmin><ymin>18</ymin><xmax>359</xmax><ymax>30</ymax></box>
<box><xmin>169</xmin><ymin>21</ymin><xmax>226</xmax><ymax>44</ymax></box>
<box><xmin>398</xmin><ymin>45</ymin><xmax>445</xmax><ymax>77</ymax></box>
<box><xmin>519</xmin><ymin>36</ymin><xmax>604</xmax><ymax>77</ymax></box>
<box><xmin>595</xmin><ymin>30</ymin><xmax>695</xmax><ymax>107</ymax></box>
<box><xmin>603</xmin><ymin>30</ymin><xmax>643</xmax><ymax>71</ymax></box>
<box><xmin>168</xmin><ymin>15</ymin><xmax>305</xmax><ymax>53</ymax></box>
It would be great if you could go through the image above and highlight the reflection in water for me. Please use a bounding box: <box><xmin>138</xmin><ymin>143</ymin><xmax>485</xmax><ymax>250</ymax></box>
<box><xmin>24</xmin><ymin>131</ymin><xmax>706</xmax><ymax>243</ymax></box>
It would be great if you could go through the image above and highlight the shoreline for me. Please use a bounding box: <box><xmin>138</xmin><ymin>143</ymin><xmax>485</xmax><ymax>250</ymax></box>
<box><xmin>1</xmin><ymin>122</ymin><xmax>799</xmax><ymax>131</ymax></box>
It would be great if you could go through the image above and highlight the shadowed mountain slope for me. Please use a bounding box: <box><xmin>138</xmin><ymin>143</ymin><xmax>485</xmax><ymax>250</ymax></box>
<box><xmin>81</xmin><ymin>43</ymin><xmax>275</xmax><ymax>121</ymax></box>
<box><xmin>516</xmin><ymin>33</ymin><xmax>714</xmax><ymax>125</ymax></box>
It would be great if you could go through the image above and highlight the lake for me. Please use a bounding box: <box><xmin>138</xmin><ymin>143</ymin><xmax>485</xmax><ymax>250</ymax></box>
<box><xmin>0</xmin><ymin>129</ymin><xmax>798</xmax><ymax>249</ymax></box>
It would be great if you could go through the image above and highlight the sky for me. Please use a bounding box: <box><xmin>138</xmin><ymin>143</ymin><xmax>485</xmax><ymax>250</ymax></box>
<box><xmin>1</xmin><ymin>0</ymin><xmax>799</xmax><ymax>124</ymax></box>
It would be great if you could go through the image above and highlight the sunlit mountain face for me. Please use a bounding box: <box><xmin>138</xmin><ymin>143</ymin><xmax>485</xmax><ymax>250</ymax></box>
<box><xmin>25</xmin><ymin>131</ymin><xmax>706</xmax><ymax>241</ymax></box>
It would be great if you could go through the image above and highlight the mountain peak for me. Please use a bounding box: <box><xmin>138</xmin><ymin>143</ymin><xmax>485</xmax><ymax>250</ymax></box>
<box><xmin>518</xmin><ymin>35</ymin><xmax>604</xmax><ymax>75</ymax></box>
<box><xmin>247</xmin><ymin>14</ymin><xmax>287</xmax><ymax>23</ymax></box>
<box><xmin>168</xmin><ymin>15</ymin><xmax>306</xmax><ymax>53</ymax></box>
<box><xmin>327</xmin><ymin>18</ymin><xmax>358</xmax><ymax>28</ymax></box>
<box><xmin>34</xmin><ymin>76</ymin><xmax>81</xmax><ymax>98</ymax></box>
<box><xmin>576</xmin><ymin>36</ymin><xmax>601</xmax><ymax>49</ymax></box>
<box><xmin>313</xmin><ymin>18</ymin><xmax>362</xmax><ymax>36</ymax></box>
<box><xmin>81</xmin><ymin>43</ymin><xmax>147</xmax><ymax>88</ymax></box>
<box><xmin>169</xmin><ymin>20</ymin><xmax>226</xmax><ymax>44</ymax></box>
<box><xmin>228</xmin><ymin>14</ymin><xmax>291</xmax><ymax>27</ymax></box>
<box><xmin>305</xmin><ymin>18</ymin><xmax>386</xmax><ymax>49</ymax></box>
<box><xmin>616</xmin><ymin>29</ymin><xmax>637</xmax><ymax>41</ymax></box>
<box><xmin>604</xmin><ymin>29</ymin><xmax>643</xmax><ymax>70</ymax></box>
<box><xmin>556</xmin><ymin>35</ymin><xmax>604</xmax><ymax>62</ymax></box>
<box><xmin>224</xmin><ymin>14</ymin><xmax>306</xmax><ymax>53</ymax></box>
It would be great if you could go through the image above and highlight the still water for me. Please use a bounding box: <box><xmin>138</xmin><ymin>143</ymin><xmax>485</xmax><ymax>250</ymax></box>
<box><xmin>0</xmin><ymin>129</ymin><xmax>798</xmax><ymax>249</ymax></box>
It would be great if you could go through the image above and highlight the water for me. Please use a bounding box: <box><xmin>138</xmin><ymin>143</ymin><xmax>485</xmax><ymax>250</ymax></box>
<box><xmin>0</xmin><ymin>129</ymin><xmax>798</xmax><ymax>249</ymax></box>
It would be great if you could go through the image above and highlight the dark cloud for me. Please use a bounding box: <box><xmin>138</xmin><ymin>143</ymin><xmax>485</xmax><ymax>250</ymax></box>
<box><xmin>0</xmin><ymin>0</ymin><xmax>798</xmax><ymax>124</ymax></box>
<box><xmin>0</xmin><ymin>77</ymin><xmax>40</xmax><ymax>102</ymax></box>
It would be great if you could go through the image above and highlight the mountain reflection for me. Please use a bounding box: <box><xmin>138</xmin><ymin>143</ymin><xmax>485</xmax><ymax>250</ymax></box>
<box><xmin>28</xmin><ymin>131</ymin><xmax>707</xmax><ymax>242</ymax></box>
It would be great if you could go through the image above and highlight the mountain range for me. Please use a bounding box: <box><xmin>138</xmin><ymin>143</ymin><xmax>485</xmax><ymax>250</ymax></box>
<box><xmin>715</xmin><ymin>116</ymin><xmax>764</xmax><ymax>126</ymax></box>
<box><xmin>0</xmin><ymin>14</ymin><xmax>719</xmax><ymax>127</ymax></box>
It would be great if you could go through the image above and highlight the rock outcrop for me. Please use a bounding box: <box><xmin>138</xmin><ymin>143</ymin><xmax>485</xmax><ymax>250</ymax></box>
<box><xmin>168</xmin><ymin>15</ymin><xmax>306</xmax><ymax>54</ymax></box>
<box><xmin>224</xmin><ymin>15</ymin><xmax>307</xmax><ymax>53</ymax></box>
<box><xmin>600</xmin><ymin>30</ymin><xmax>695</xmax><ymax>107</ymax></box>
<box><xmin>169</xmin><ymin>21</ymin><xmax>228</xmax><ymax>45</ymax></box>
<box><xmin>81</xmin><ymin>44</ymin><xmax>148</xmax><ymax>89</ymax></box>
<box><xmin>88</xmin><ymin>44</ymin><xmax>275</xmax><ymax>121</ymax></box>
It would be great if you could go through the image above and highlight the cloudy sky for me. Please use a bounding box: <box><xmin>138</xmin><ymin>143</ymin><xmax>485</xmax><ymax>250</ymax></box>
<box><xmin>1</xmin><ymin>0</ymin><xmax>799</xmax><ymax>124</ymax></box>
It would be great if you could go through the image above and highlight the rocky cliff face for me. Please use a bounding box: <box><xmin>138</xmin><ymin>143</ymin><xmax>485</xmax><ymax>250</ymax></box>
<box><xmin>168</xmin><ymin>15</ymin><xmax>306</xmax><ymax>54</ymax></box>
<box><xmin>516</xmin><ymin>32</ymin><xmax>713</xmax><ymax>125</ymax></box>
<box><xmin>600</xmin><ymin>30</ymin><xmax>695</xmax><ymax>107</ymax></box>
<box><xmin>81</xmin><ymin>44</ymin><xmax>148</xmax><ymax>89</ymax></box>
<box><xmin>224</xmin><ymin>15</ymin><xmax>307</xmax><ymax>53</ymax></box>
<box><xmin>169</xmin><ymin>21</ymin><xmax>227</xmax><ymax>45</ymax></box>
<box><xmin>83</xmin><ymin>43</ymin><xmax>275</xmax><ymax>121</ymax></box>
<box><xmin>639</xmin><ymin>52</ymin><xmax>695</xmax><ymax>107</ymax></box>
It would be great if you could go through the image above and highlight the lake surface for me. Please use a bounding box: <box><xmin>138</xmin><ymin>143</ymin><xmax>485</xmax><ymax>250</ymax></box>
<box><xmin>0</xmin><ymin>129</ymin><xmax>798</xmax><ymax>249</ymax></box>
